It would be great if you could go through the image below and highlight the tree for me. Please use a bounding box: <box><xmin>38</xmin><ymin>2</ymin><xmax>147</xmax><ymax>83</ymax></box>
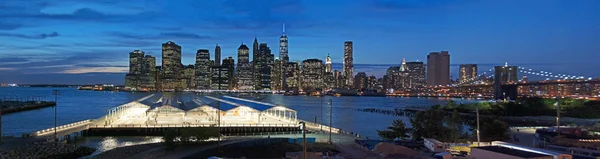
<box><xmin>410</xmin><ymin>109</ymin><xmax>452</xmax><ymax>141</ymax></box>
<box><xmin>477</xmin><ymin>116</ymin><xmax>509</xmax><ymax>141</ymax></box>
<box><xmin>377</xmin><ymin>119</ymin><xmax>410</xmax><ymax>141</ymax></box>
<box><xmin>446</xmin><ymin>110</ymin><xmax>464</xmax><ymax>141</ymax></box>
<box><xmin>446</xmin><ymin>100</ymin><xmax>457</xmax><ymax>109</ymax></box>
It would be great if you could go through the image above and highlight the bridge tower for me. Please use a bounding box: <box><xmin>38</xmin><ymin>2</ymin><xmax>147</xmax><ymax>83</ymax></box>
<box><xmin>494</xmin><ymin>63</ymin><xmax>518</xmax><ymax>100</ymax></box>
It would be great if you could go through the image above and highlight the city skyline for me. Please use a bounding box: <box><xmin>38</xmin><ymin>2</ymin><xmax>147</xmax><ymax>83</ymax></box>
<box><xmin>0</xmin><ymin>0</ymin><xmax>599</xmax><ymax>84</ymax></box>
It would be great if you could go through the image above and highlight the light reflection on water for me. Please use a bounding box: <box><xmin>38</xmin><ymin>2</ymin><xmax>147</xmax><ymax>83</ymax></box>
<box><xmin>75</xmin><ymin>136</ymin><xmax>163</xmax><ymax>156</ymax></box>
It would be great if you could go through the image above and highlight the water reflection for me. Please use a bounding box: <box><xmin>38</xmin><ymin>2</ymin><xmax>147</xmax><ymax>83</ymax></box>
<box><xmin>75</xmin><ymin>136</ymin><xmax>163</xmax><ymax>156</ymax></box>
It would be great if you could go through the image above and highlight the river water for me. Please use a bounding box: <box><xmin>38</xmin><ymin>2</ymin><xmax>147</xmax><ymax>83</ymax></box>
<box><xmin>0</xmin><ymin>87</ymin><xmax>479</xmax><ymax>153</ymax></box>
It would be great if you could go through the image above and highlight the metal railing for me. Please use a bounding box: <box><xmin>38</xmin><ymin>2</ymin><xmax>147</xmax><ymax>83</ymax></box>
<box><xmin>32</xmin><ymin>119</ymin><xmax>93</xmax><ymax>136</ymax></box>
<box><xmin>88</xmin><ymin>123</ymin><xmax>298</xmax><ymax>128</ymax></box>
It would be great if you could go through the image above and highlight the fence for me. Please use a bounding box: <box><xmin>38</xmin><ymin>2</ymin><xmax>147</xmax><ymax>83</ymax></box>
<box><xmin>88</xmin><ymin>123</ymin><xmax>298</xmax><ymax>128</ymax></box>
<box><xmin>32</xmin><ymin>119</ymin><xmax>93</xmax><ymax>136</ymax></box>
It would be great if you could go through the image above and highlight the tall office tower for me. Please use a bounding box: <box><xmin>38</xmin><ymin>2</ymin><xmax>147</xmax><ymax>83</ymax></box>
<box><xmin>129</xmin><ymin>50</ymin><xmax>144</xmax><ymax>75</ymax></box>
<box><xmin>284</xmin><ymin>62</ymin><xmax>300</xmax><ymax>91</ymax></box>
<box><xmin>161</xmin><ymin>41</ymin><xmax>182</xmax><ymax>90</ymax></box>
<box><xmin>214</xmin><ymin>44</ymin><xmax>221</xmax><ymax>66</ymax></box>
<box><xmin>459</xmin><ymin>64</ymin><xmax>478</xmax><ymax>83</ymax></box>
<box><xmin>494</xmin><ymin>63</ymin><xmax>518</xmax><ymax>100</ymax></box>
<box><xmin>211</xmin><ymin>57</ymin><xmax>235</xmax><ymax>90</ymax></box>
<box><xmin>236</xmin><ymin>44</ymin><xmax>254</xmax><ymax>90</ymax></box>
<box><xmin>354</xmin><ymin>72</ymin><xmax>368</xmax><ymax>90</ymax></box>
<box><xmin>333</xmin><ymin>70</ymin><xmax>342</xmax><ymax>88</ymax></box>
<box><xmin>367</xmin><ymin>75</ymin><xmax>377</xmax><ymax>90</ymax></box>
<box><xmin>426</xmin><ymin>51</ymin><xmax>450</xmax><ymax>86</ymax></box>
<box><xmin>325</xmin><ymin>53</ymin><xmax>332</xmax><ymax>73</ymax></box>
<box><xmin>343</xmin><ymin>41</ymin><xmax>354</xmax><ymax>89</ymax></box>
<box><xmin>183</xmin><ymin>65</ymin><xmax>196</xmax><ymax>88</ymax></box>
<box><xmin>279</xmin><ymin>23</ymin><xmax>289</xmax><ymax>63</ymax></box>
<box><xmin>405</xmin><ymin>61</ymin><xmax>426</xmax><ymax>88</ymax></box>
<box><xmin>270</xmin><ymin>59</ymin><xmax>284</xmax><ymax>91</ymax></box>
<box><xmin>301</xmin><ymin>59</ymin><xmax>324</xmax><ymax>91</ymax></box>
<box><xmin>125</xmin><ymin>50</ymin><xmax>145</xmax><ymax>89</ymax></box>
<box><xmin>195</xmin><ymin>49</ymin><xmax>211</xmax><ymax>89</ymax></box>
<box><xmin>254</xmin><ymin>43</ymin><xmax>274</xmax><ymax>90</ymax></box>
<box><xmin>142</xmin><ymin>55</ymin><xmax>156</xmax><ymax>90</ymax></box>
<box><xmin>253</xmin><ymin>37</ymin><xmax>259</xmax><ymax>62</ymax></box>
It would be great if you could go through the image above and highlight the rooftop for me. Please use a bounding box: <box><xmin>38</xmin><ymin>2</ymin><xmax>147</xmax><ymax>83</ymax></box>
<box><xmin>474</xmin><ymin>146</ymin><xmax>551</xmax><ymax>158</ymax></box>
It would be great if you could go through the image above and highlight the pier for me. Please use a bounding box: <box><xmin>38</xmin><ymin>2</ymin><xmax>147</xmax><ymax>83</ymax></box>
<box><xmin>0</xmin><ymin>96</ymin><xmax>56</xmax><ymax>114</ymax></box>
<box><xmin>29</xmin><ymin>94</ymin><xmax>346</xmax><ymax>141</ymax></box>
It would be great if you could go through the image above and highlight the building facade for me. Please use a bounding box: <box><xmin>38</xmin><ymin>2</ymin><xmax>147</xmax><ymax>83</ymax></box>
<box><xmin>459</xmin><ymin>64</ymin><xmax>478</xmax><ymax>83</ymax></box>
<box><xmin>284</xmin><ymin>62</ymin><xmax>300</xmax><ymax>92</ymax></box>
<box><xmin>405</xmin><ymin>61</ymin><xmax>426</xmax><ymax>88</ymax></box>
<box><xmin>426</xmin><ymin>51</ymin><xmax>450</xmax><ymax>86</ymax></box>
<box><xmin>211</xmin><ymin>57</ymin><xmax>234</xmax><ymax>90</ymax></box>
<box><xmin>236</xmin><ymin>44</ymin><xmax>254</xmax><ymax>90</ymax></box>
<box><xmin>343</xmin><ymin>41</ymin><xmax>354</xmax><ymax>89</ymax></box>
<box><xmin>354</xmin><ymin>72</ymin><xmax>368</xmax><ymax>90</ymax></box>
<box><xmin>301</xmin><ymin>59</ymin><xmax>324</xmax><ymax>91</ymax></box>
<box><xmin>270</xmin><ymin>59</ymin><xmax>285</xmax><ymax>91</ymax></box>
<box><xmin>161</xmin><ymin>41</ymin><xmax>183</xmax><ymax>90</ymax></box>
<box><xmin>195</xmin><ymin>49</ymin><xmax>211</xmax><ymax>89</ymax></box>
<box><xmin>325</xmin><ymin>53</ymin><xmax>332</xmax><ymax>73</ymax></box>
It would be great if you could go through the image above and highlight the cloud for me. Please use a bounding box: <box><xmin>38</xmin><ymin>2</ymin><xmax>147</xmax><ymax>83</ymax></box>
<box><xmin>0</xmin><ymin>57</ymin><xmax>29</xmax><ymax>63</ymax></box>
<box><xmin>368</xmin><ymin>0</ymin><xmax>472</xmax><ymax>12</ymax></box>
<box><xmin>108</xmin><ymin>32</ymin><xmax>212</xmax><ymax>40</ymax></box>
<box><xmin>74</xmin><ymin>64</ymin><xmax>128</xmax><ymax>68</ymax></box>
<box><xmin>0</xmin><ymin>21</ymin><xmax>24</xmax><ymax>30</ymax></box>
<box><xmin>0</xmin><ymin>31</ymin><xmax>59</xmax><ymax>39</ymax></box>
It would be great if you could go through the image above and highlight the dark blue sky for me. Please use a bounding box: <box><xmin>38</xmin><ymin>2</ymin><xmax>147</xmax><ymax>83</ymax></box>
<box><xmin>0</xmin><ymin>0</ymin><xmax>599</xmax><ymax>84</ymax></box>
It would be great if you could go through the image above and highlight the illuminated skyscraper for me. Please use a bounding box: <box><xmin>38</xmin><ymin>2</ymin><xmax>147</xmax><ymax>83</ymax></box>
<box><xmin>279</xmin><ymin>23</ymin><xmax>289</xmax><ymax>63</ymax></box>
<box><xmin>125</xmin><ymin>50</ymin><xmax>145</xmax><ymax>89</ymax></box>
<box><xmin>195</xmin><ymin>49</ymin><xmax>211</xmax><ymax>89</ymax></box>
<box><xmin>426</xmin><ymin>51</ymin><xmax>450</xmax><ymax>86</ymax></box>
<box><xmin>161</xmin><ymin>41</ymin><xmax>182</xmax><ymax>90</ymax></box>
<box><xmin>343</xmin><ymin>41</ymin><xmax>354</xmax><ymax>89</ymax></box>
<box><xmin>354</xmin><ymin>72</ymin><xmax>367</xmax><ymax>90</ymax></box>
<box><xmin>214</xmin><ymin>44</ymin><xmax>221</xmax><ymax>66</ymax></box>
<box><xmin>459</xmin><ymin>64</ymin><xmax>478</xmax><ymax>83</ymax></box>
<box><xmin>325</xmin><ymin>53</ymin><xmax>332</xmax><ymax>73</ymax></box>
<box><xmin>301</xmin><ymin>59</ymin><xmax>324</xmax><ymax>91</ymax></box>
<box><xmin>236</xmin><ymin>44</ymin><xmax>254</xmax><ymax>90</ymax></box>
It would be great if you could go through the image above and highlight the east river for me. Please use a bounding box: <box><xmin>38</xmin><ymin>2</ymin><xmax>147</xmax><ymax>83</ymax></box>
<box><xmin>0</xmin><ymin>87</ymin><xmax>480</xmax><ymax>153</ymax></box>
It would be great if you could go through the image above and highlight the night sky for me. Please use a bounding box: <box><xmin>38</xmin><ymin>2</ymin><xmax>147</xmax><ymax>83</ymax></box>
<box><xmin>0</xmin><ymin>0</ymin><xmax>599</xmax><ymax>84</ymax></box>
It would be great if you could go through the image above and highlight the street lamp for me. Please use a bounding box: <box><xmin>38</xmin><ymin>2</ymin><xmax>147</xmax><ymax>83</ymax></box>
<box><xmin>555</xmin><ymin>100</ymin><xmax>560</xmax><ymax>138</ymax></box>
<box><xmin>328</xmin><ymin>99</ymin><xmax>332</xmax><ymax>144</ymax></box>
<box><xmin>320</xmin><ymin>97</ymin><xmax>323</xmax><ymax>132</ymax></box>
<box><xmin>299</xmin><ymin>121</ymin><xmax>307</xmax><ymax>159</ymax></box>
<box><xmin>52</xmin><ymin>90</ymin><xmax>60</xmax><ymax>141</ymax></box>
<box><xmin>476</xmin><ymin>106</ymin><xmax>480</xmax><ymax>147</ymax></box>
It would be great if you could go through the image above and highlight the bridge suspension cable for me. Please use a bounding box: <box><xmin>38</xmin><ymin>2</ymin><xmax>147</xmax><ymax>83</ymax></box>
<box><xmin>517</xmin><ymin>66</ymin><xmax>592</xmax><ymax>80</ymax></box>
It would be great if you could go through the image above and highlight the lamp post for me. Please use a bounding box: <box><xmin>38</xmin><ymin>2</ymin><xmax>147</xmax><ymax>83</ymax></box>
<box><xmin>217</xmin><ymin>101</ymin><xmax>221</xmax><ymax>153</ymax></box>
<box><xmin>299</xmin><ymin>121</ymin><xmax>307</xmax><ymax>159</ymax></box>
<box><xmin>555</xmin><ymin>100</ymin><xmax>560</xmax><ymax>138</ymax></box>
<box><xmin>328</xmin><ymin>99</ymin><xmax>332</xmax><ymax>144</ymax></box>
<box><xmin>320</xmin><ymin>97</ymin><xmax>323</xmax><ymax>132</ymax></box>
<box><xmin>52</xmin><ymin>90</ymin><xmax>60</xmax><ymax>141</ymax></box>
<box><xmin>476</xmin><ymin>106</ymin><xmax>480</xmax><ymax>147</ymax></box>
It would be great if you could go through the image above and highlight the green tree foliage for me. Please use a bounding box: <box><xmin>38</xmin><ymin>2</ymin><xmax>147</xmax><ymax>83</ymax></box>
<box><xmin>444</xmin><ymin>98</ymin><xmax>600</xmax><ymax>119</ymax></box>
<box><xmin>410</xmin><ymin>108</ymin><xmax>454</xmax><ymax>141</ymax></box>
<box><xmin>446</xmin><ymin>100</ymin><xmax>457</xmax><ymax>109</ymax></box>
<box><xmin>377</xmin><ymin>119</ymin><xmax>410</xmax><ymax>141</ymax></box>
<box><xmin>446</xmin><ymin>110</ymin><xmax>464</xmax><ymax>140</ymax></box>
<box><xmin>477</xmin><ymin>116</ymin><xmax>509</xmax><ymax>142</ymax></box>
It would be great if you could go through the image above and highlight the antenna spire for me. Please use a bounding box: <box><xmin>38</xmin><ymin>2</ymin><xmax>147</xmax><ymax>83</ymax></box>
<box><xmin>283</xmin><ymin>23</ymin><xmax>285</xmax><ymax>33</ymax></box>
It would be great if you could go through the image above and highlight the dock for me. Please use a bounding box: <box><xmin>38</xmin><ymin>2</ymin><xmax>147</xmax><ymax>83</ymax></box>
<box><xmin>1</xmin><ymin>97</ymin><xmax>56</xmax><ymax>114</ymax></box>
<box><xmin>28</xmin><ymin>94</ymin><xmax>349</xmax><ymax>141</ymax></box>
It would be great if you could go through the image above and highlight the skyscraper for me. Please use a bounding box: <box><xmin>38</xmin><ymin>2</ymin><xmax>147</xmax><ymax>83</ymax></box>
<box><xmin>125</xmin><ymin>50</ymin><xmax>145</xmax><ymax>89</ymax></box>
<box><xmin>325</xmin><ymin>53</ymin><xmax>332</xmax><ymax>73</ymax></box>
<box><xmin>271</xmin><ymin>59</ymin><xmax>284</xmax><ymax>91</ymax></box>
<box><xmin>405</xmin><ymin>61</ymin><xmax>426</xmax><ymax>88</ymax></box>
<box><xmin>343</xmin><ymin>41</ymin><xmax>354</xmax><ymax>89</ymax></box>
<box><xmin>354</xmin><ymin>72</ymin><xmax>367</xmax><ymax>90</ymax></box>
<box><xmin>195</xmin><ymin>49</ymin><xmax>211</xmax><ymax>89</ymax></box>
<box><xmin>214</xmin><ymin>44</ymin><xmax>221</xmax><ymax>66</ymax></box>
<box><xmin>254</xmin><ymin>43</ymin><xmax>274</xmax><ymax>90</ymax></box>
<box><xmin>142</xmin><ymin>55</ymin><xmax>156</xmax><ymax>90</ymax></box>
<box><xmin>284</xmin><ymin>62</ymin><xmax>300</xmax><ymax>91</ymax></box>
<box><xmin>253</xmin><ymin>37</ymin><xmax>259</xmax><ymax>62</ymax></box>
<box><xmin>211</xmin><ymin>57</ymin><xmax>234</xmax><ymax>90</ymax></box>
<box><xmin>279</xmin><ymin>23</ymin><xmax>289</xmax><ymax>63</ymax></box>
<box><xmin>301</xmin><ymin>59</ymin><xmax>324</xmax><ymax>91</ymax></box>
<box><xmin>459</xmin><ymin>64</ymin><xmax>478</xmax><ymax>83</ymax></box>
<box><xmin>426</xmin><ymin>51</ymin><xmax>450</xmax><ymax>86</ymax></box>
<box><xmin>161</xmin><ymin>41</ymin><xmax>182</xmax><ymax>90</ymax></box>
<box><xmin>236</xmin><ymin>44</ymin><xmax>253</xmax><ymax>90</ymax></box>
